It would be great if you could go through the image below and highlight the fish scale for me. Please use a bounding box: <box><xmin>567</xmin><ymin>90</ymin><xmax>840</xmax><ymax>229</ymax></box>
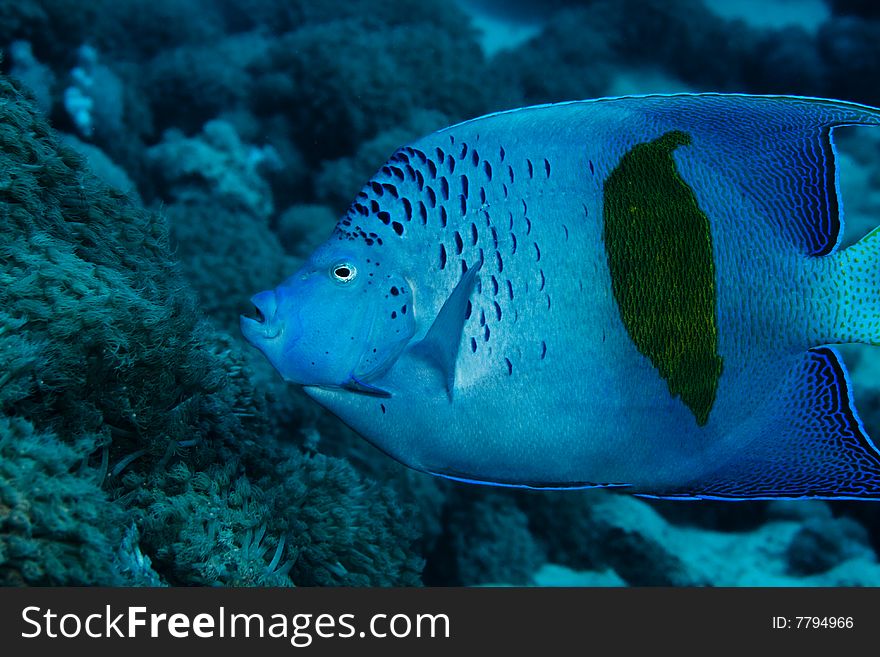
<box><xmin>242</xmin><ymin>94</ymin><xmax>880</xmax><ymax>500</ymax></box>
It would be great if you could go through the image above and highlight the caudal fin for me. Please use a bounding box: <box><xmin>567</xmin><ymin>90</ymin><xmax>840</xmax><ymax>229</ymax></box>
<box><xmin>838</xmin><ymin>225</ymin><xmax>880</xmax><ymax>345</ymax></box>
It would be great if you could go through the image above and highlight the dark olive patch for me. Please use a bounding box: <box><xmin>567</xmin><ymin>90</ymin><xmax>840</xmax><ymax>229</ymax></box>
<box><xmin>602</xmin><ymin>130</ymin><xmax>722</xmax><ymax>426</ymax></box>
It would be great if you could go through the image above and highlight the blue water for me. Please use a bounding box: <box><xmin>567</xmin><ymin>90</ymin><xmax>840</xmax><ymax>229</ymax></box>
<box><xmin>1</xmin><ymin>0</ymin><xmax>880</xmax><ymax>586</ymax></box>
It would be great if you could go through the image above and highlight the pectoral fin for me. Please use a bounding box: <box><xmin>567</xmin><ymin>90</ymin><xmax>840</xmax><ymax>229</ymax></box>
<box><xmin>411</xmin><ymin>262</ymin><xmax>480</xmax><ymax>399</ymax></box>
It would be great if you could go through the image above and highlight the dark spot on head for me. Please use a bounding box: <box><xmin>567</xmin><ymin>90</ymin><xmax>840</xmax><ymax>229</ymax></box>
<box><xmin>480</xmin><ymin>309</ymin><xmax>486</xmax><ymax>326</ymax></box>
<box><xmin>483</xmin><ymin>325</ymin><xmax>490</xmax><ymax>342</ymax></box>
<box><xmin>541</xmin><ymin>341</ymin><xmax>547</xmax><ymax>359</ymax></box>
<box><xmin>544</xmin><ymin>159</ymin><xmax>551</xmax><ymax>177</ymax></box>
<box><xmin>426</xmin><ymin>187</ymin><xmax>437</xmax><ymax>208</ymax></box>
<box><xmin>390</xmin><ymin>286</ymin><xmax>399</xmax><ymax>296</ymax></box>
<box><xmin>459</xmin><ymin>194</ymin><xmax>467</xmax><ymax>216</ymax></box>
<box><xmin>470</xmin><ymin>337</ymin><xmax>477</xmax><ymax>353</ymax></box>
<box><xmin>499</xmin><ymin>145</ymin><xmax>506</xmax><ymax>162</ymax></box>
<box><xmin>415</xmin><ymin>169</ymin><xmax>425</xmax><ymax>190</ymax></box>
<box><xmin>418</xmin><ymin>201</ymin><xmax>427</xmax><ymax>224</ymax></box>
<box><xmin>471</xmin><ymin>149</ymin><xmax>479</xmax><ymax>167</ymax></box>
<box><xmin>440</xmin><ymin>243</ymin><xmax>447</xmax><ymax>269</ymax></box>
<box><xmin>534</xmin><ymin>242</ymin><xmax>541</xmax><ymax>261</ymax></box>
<box><xmin>440</xmin><ymin>206</ymin><xmax>448</xmax><ymax>227</ymax></box>
<box><xmin>378</xmin><ymin>211</ymin><xmax>390</xmax><ymax>225</ymax></box>
<box><xmin>454</xmin><ymin>231</ymin><xmax>463</xmax><ymax>255</ymax></box>
<box><xmin>491</xmin><ymin>275</ymin><xmax>499</xmax><ymax>295</ymax></box>
<box><xmin>382</xmin><ymin>183</ymin><xmax>398</xmax><ymax>198</ymax></box>
<box><xmin>461</xmin><ymin>260</ymin><xmax>468</xmax><ymax>275</ymax></box>
<box><xmin>426</xmin><ymin>159</ymin><xmax>437</xmax><ymax>178</ymax></box>
<box><xmin>381</xmin><ymin>403</ymin><xmax>386</xmax><ymax>414</ymax></box>
<box><xmin>496</xmin><ymin>251</ymin><xmax>504</xmax><ymax>272</ymax></box>
<box><xmin>401</xmin><ymin>305</ymin><xmax>407</xmax><ymax>314</ymax></box>
<box><xmin>392</xmin><ymin>221</ymin><xmax>403</xmax><ymax>236</ymax></box>
<box><xmin>465</xmin><ymin>300</ymin><xmax>472</xmax><ymax>319</ymax></box>
<box><xmin>505</xmin><ymin>358</ymin><xmax>512</xmax><ymax>375</ymax></box>
<box><xmin>483</xmin><ymin>161</ymin><xmax>492</xmax><ymax>180</ymax></box>
<box><xmin>460</xmin><ymin>175</ymin><xmax>469</xmax><ymax>199</ymax></box>
<box><xmin>460</xmin><ymin>143</ymin><xmax>468</xmax><ymax>159</ymax></box>
<box><xmin>439</xmin><ymin>177</ymin><xmax>449</xmax><ymax>200</ymax></box>
<box><xmin>508</xmin><ymin>165</ymin><xmax>514</xmax><ymax>183</ymax></box>
<box><xmin>494</xmin><ymin>300</ymin><xmax>502</xmax><ymax>321</ymax></box>
<box><xmin>370</xmin><ymin>200</ymin><xmax>380</xmax><ymax>213</ymax></box>
<box><xmin>589</xmin><ymin>160</ymin><xmax>595</xmax><ymax>174</ymax></box>
<box><xmin>470</xmin><ymin>222</ymin><xmax>478</xmax><ymax>245</ymax></box>
<box><xmin>527</xmin><ymin>159</ymin><xmax>533</xmax><ymax>178</ymax></box>
<box><xmin>402</xmin><ymin>198</ymin><xmax>412</xmax><ymax>221</ymax></box>
<box><xmin>370</xmin><ymin>181</ymin><xmax>383</xmax><ymax>195</ymax></box>
<box><xmin>507</xmin><ymin>280</ymin><xmax>514</xmax><ymax>300</ymax></box>
<box><xmin>391</xmin><ymin>311</ymin><xmax>397</xmax><ymax>319</ymax></box>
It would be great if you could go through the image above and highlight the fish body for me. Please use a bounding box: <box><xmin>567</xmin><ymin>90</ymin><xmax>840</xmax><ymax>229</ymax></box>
<box><xmin>242</xmin><ymin>94</ymin><xmax>880</xmax><ymax>499</ymax></box>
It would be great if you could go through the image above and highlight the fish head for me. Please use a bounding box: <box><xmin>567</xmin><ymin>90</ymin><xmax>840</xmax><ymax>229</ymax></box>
<box><xmin>240</xmin><ymin>240</ymin><xmax>416</xmax><ymax>392</ymax></box>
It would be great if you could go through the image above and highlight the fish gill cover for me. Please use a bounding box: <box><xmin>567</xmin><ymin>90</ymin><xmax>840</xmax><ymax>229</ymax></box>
<box><xmin>1</xmin><ymin>0</ymin><xmax>880</xmax><ymax>586</ymax></box>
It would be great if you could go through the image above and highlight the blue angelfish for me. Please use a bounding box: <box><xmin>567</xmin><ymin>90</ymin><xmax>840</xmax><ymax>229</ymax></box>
<box><xmin>241</xmin><ymin>94</ymin><xmax>880</xmax><ymax>500</ymax></box>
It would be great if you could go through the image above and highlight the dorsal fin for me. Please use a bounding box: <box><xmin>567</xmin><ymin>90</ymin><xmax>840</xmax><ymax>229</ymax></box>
<box><xmin>411</xmin><ymin>262</ymin><xmax>481</xmax><ymax>399</ymax></box>
<box><xmin>623</xmin><ymin>94</ymin><xmax>880</xmax><ymax>256</ymax></box>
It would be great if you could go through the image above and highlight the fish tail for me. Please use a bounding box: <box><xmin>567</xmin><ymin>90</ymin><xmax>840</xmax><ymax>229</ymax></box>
<box><xmin>837</xmin><ymin>225</ymin><xmax>880</xmax><ymax>345</ymax></box>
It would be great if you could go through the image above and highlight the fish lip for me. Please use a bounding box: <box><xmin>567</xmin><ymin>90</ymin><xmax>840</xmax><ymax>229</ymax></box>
<box><xmin>240</xmin><ymin>291</ymin><xmax>282</xmax><ymax>340</ymax></box>
<box><xmin>239</xmin><ymin>314</ymin><xmax>281</xmax><ymax>340</ymax></box>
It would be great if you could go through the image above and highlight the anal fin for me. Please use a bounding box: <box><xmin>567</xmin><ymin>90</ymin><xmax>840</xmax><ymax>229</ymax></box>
<box><xmin>640</xmin><ymin>347</ymin><xmax>880</xmax><ymax>500</ymax></box>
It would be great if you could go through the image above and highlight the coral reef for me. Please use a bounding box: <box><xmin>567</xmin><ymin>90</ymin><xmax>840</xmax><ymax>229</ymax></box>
<box><xmin>3</xmin><ymin>0</ymin><xmax>880</xmax><ymax>588</ymax></box>
<box><xmin>0</xmin><ymin>72</ymin><xmax>422</xmax><ymax>586</ymax></box>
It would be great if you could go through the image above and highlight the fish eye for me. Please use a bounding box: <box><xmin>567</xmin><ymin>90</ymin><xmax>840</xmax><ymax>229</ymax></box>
<box><xmin>331</xmin><ymin>263</ymin><xmax>357</xmax><ymax>283</ymax></box>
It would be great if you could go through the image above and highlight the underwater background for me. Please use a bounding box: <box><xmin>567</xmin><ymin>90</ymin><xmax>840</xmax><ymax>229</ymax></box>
<box><xmin>2</xmin><ymin>0</ymin><xmax>880</xmax><ymax>586</ymax></box>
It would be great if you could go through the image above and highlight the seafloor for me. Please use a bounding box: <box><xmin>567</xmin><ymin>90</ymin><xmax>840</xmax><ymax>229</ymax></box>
<box><xmin>2</xmin><ymin>0</ymin><xmax>880</xmax><ymax>586</ymax></box>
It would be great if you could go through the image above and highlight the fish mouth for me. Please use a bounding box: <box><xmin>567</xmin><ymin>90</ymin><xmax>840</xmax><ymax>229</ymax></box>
<box><xmin>240</xmin><ymin>314</ymin><xmax>281</xmax><ymax>341</ymax></box>
<box><xmin>240</xmin><ymin>291</ymin><xmax>281</xmax><ymax>340</ymax></box>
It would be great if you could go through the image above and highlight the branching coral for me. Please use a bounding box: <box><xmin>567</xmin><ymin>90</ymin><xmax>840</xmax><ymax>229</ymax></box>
<box><xmin>0</xmin><ymin>72</ymin><xmax>424</xmax><ymax>587</ymax></box>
